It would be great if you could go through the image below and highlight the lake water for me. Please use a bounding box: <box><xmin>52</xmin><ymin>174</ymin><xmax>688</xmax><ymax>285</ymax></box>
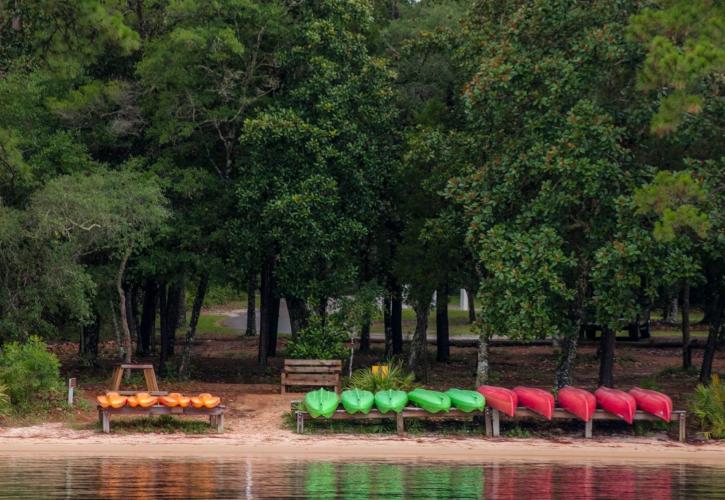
<box><xmin>0</xmin><ymin>457</ymin><xmax>723</xmax><ymax>498</ymax></box>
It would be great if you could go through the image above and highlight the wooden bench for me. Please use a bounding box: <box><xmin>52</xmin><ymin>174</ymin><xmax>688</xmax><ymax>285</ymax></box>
<box><xmin>281</xmin><ymin>359</ymin><xmax>342</xmax><ymax>394</ymax></box>
<box><xmin>97</xmin><ymin>404</ymin><xmax>226</xmax><ymax>433</ymax></box>
<box><xmin>293</xmin><ymin>403</ymin><xmax>485</xmax><ymax>435</ymax></box>
<box><xmin>485</xmin><ymin>407</ymin><xmax>687</xmax><ymax>442</ymax></box>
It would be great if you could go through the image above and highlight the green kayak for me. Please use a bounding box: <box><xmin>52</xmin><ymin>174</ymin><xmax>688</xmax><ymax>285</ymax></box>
<box><xmin>304</xmin><ymin>388</ymin><xmax>340</xmax><ymax>418</ymax></box>
<box><xmin>341</xmin><ymin>389</ymin><xmax>375</xmax><ymax>414</ymax></box>
<box><xmin>446</xmin><ymin>388</ymin><xmax>485</xmax><ymax>413</ymax></box>
<box><xmin>408</xmin><ymin>388</ymin><xmax>451</xmax><ymax>413</ymax></box>
<box><xmin>374</xmin><ymin>390</ymin><xmax>408</xmax><ymax>414</ymax></box>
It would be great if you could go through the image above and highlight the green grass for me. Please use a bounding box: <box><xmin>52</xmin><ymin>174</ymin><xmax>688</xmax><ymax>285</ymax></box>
<box><xmin>196</xmin><ymin>314</ymin><xmax>239</xmax><ymax>336</ymax></box>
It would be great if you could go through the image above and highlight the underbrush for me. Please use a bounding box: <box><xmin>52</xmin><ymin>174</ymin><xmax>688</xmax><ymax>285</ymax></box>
<box><xmin>691</xmin><ymin>375</ymin><xmax>724</xmax><ymax>439</ymax></box>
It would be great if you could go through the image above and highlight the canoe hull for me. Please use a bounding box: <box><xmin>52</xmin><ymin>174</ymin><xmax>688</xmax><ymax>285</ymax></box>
<box><xmin>446</xmin><ymin>389</ymin><xmax>485</xmax><ymax>413</ymax></box>
<box><xmin>557</xmin><ymin>386</ymin><xmax>596</xmax><ymax>422</ymax></box>
<box><xmin>629</xmin><ymin>387</ymin><xmax>672</xmax><ymax>422</ymax></box>
<box><xmin>595</xmin><ymin>387</ymin><xmax>636</xmax><ymax>424</ymax></box>
<box><xmin>408</xmin><ymin>388</ymin><xmax>451</xmax><ymax>413</ymax></box>
<box><xmin>304</xmin><ymin>388</ymin><xmax>340</xmax><ymax>419</ymax></box>
<box><xmin>477</xmin><ymin>386</ymin><xmax>518</xmax><ymax>417</ymax></box>
<box><xmin>513</xmin><ymin>387</ymin><xmax>554</xmax><ymax>420</ymax></box>
<box><xmin>374</xmin><ymin>390</ymin><xmax>408</xmax><ymax>414</ymax></box>
<box><xmin>341</xmin><ymin>389</ymin><xmax>375</xmax><ymax>414</ymax></box>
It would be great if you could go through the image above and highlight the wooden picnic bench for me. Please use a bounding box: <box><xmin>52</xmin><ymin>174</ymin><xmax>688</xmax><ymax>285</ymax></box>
<box><xmin>97</xmin><ymin>404</ymin><xmax>226</xmax><ymax>433</ymax></box>
<box><xmin>281</xmin><ymin>359</ymin><xmax>342</xmax><ymax>394</ymax></box>
<box><xmin>486</xmin><ymin>407</ymin><xmax>687</xmax><ymax>442</ymax></box>
<box><xmin>293</xmin><ymin>402</ymin><xmax>485</xmax><ymax>435</ymax></box>
<box><xmin>110</xmin><ymin>363</ymin><xmax>159</xmax><ymax>392</ymax></box>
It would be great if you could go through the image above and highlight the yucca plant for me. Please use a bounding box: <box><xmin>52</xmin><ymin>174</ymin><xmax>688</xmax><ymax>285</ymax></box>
<box><xmin>347</xmin><ymin>360</ymin><xmax>415</xmax><ymax>392</ymax></box>
<box><xmin>691</xmin><ymin>374</ymin><xmax>725</xmax><ymax>440</ymax></box>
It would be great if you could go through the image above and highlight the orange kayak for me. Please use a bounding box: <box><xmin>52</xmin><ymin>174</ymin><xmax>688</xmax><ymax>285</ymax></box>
<box><xmin>97</xmin><ymin>393</ymin><xmax>127</xmax><ymax>409</ymax></box>
<box><xmin>202</xmin><ymin>396</ymin><xmax>221</xmax><ymax>409</ymax></box>
<box><xmin>137</xmin><ymin>395</ymin><xmax>158</xmax><ymax>408</ymax></box>
<box><xmin>159</xmin><ymin>395</ymin><xmax>179</xmax><ymax>407</ymax></box>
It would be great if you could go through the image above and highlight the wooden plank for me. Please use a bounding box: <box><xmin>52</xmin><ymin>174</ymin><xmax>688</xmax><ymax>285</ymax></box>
<box><xmin>117</xmin><ymin>391</ymin><xmax>168</xmax><ymax>396</ymax></box>
<box><xmin>120</xmin><ymin>364</ymin><xmax>154</xmax><ymax>369</ymax></box>
<box><xmin>110</xmin><ymin>367</ymin><xmax>123</xmax><ymax>391</ymax></box>
<box><xmin>284</xmin><ymin>360</ymin><xmax>342</xmax><ymax>367</ymax></box>
<box><xmin>143</xmin><ymin>367</ymin><xmax>159</xmax><ymax>392</ymax></box>
<box><xmin>283</xmin><ymin>366</ymin><xmax>341</xmax><ymax>374</ymax></box>
<box><xmin>282</xmin><ymin>375</ymin><xmax>339</xmax><ymax>385</ymax></box>
<box><xmin>98</xmin><ymin>405</ymin><xmax>225</xmax><ymax>416</ymax></box>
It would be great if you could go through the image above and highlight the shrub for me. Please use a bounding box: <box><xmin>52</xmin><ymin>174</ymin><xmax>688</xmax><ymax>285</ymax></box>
<box><xmin>286</xmin><ymin>313</ymin><xmax>348</xmax><ymax>360</ymax></box>
<box><xmin>691</xmin><ymin>375</ymin><xmax>725</xmax><ymax>440</ymax></box>
<box><xmin>347</xmin><ymin>360</ymin><xmax>415</xmax><ymax>392</ymax></box>
<box><xmin>0</xmin><ymin>383</ymin><xmax>9</xmax><ymax>416</ymax></box>
<box><xmin>0</xmin><ymin>336</ymin><xmax>62</xmax><ymax>408</ymax></box>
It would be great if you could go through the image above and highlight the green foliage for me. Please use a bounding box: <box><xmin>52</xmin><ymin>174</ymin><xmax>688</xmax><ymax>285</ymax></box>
<box><xmin>0</xmin><ymin>336</ymin><xmax>62</xmax><ymax>407</ymax></box>
<box><xmin>691</xmin><ymin>375</ymin><xmax>725</xmax><ymax>439</ymax></box>
<box><xmin>629</xmin><ymin>0</ymin><xmax>725</xmax><ymax>134</ymax></box>
<box><xmin>347</xmin><ymin>361</ymin><xmax>415</xmax><ymax>392</ymax></box>
<box><xmin>0</xmin><ymin>383</ymin><xmax>9</xmax><ymax>416</ymax></box>
<box><xmin>286</xmin><ymin>314</ymin><xmax>348</xmax><ymax>360</ymax></box>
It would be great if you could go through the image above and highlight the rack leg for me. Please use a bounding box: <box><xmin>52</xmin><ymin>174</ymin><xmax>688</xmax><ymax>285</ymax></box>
<box><xmin>485</xmin><ymin>409</ymin><xmax>493</xmax><ymax>436</ymax></box>
<box><xmin>678</xmin><ymin>413</ymin><xmax>686</xmax><ymax>442</ymax></box>
<box><xmin>102</xmin><ymin>411</ymin><xmax>110</xmax><ymax>433</ymax></box>
<box><xmin>585</xmin><ymin>419</ymin><xmax>592</xmax><ymax>439</ymax></box>
<box><xmin>396</xmin><ymin>413</ymin><xmax>404</xmax><ymax>435</ymax></box>
<box><xmin>492</xmin><ymin>409</ymin><xmax>500</xmax><ymax>437</ymax></box>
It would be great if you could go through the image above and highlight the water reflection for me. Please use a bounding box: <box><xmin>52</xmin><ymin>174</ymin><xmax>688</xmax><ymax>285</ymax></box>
<box><xmin>0</xmin><ymin>457</ymin><xmax>722</xmax><ymax>498</ymax></box>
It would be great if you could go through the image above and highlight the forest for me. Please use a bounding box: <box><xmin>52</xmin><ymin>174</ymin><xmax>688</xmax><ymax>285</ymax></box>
<box><xmin>0</xmin><ymin>0</ymin><xmax>723</xmax><ymax>397</ymax></box>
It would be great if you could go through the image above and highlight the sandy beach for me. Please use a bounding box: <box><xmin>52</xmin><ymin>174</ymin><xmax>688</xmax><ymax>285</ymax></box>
<box><xmin>1</xmin><ymin>391</ymin><xmax>723</xmax><ymax>465</ymax></box>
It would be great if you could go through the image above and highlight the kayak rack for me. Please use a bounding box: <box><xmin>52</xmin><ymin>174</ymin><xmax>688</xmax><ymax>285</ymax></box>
<box><xmin>97</xmin><ymin>404</ymin><xmax>226</xmax><ymax>434</ymax></box>
<box><xmin>292</xmin><ymin>402</ymin><xmax>686</xmax><ymax>441</ymax></box>
<box><xmin>293</xmin><ymin>402</ymin><xmax>486</xmax><ymax>435</ymax></box>
<box><xmin>486</xmin><ymin>408</ymin><xmax>687</xmax><ymax>442</ymax></box>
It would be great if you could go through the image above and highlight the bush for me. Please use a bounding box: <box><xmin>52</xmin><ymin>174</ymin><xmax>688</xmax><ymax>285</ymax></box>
<box><xmin>0</xmin><ymin>336</ymin><xmax>62</xmax><ymax>408</ymax></box>
<box><xmin>286</xmin><ymin>313</ymin><xmax>348</xmax><ymax>360</ymax></box>
<box><xmin>0</xmin><ymin>383</ymin><xmax>9</xmax><ymax>416</ymax></box>
<box><xmin>347</xmin><ymin>360</ymin><xmax>415</xmax><ymax>392</ymax></box>
<box><xmin>691</xmin><ymin>374</ymin><xmax>725</xmax><ymax>440</ymax></box>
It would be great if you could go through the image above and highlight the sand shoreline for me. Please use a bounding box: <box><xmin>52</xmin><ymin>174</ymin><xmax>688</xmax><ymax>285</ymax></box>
<box><xmin>1</xmin><ymin>431</ymin><xmax>723</xmax><ymax>464</ymax></box>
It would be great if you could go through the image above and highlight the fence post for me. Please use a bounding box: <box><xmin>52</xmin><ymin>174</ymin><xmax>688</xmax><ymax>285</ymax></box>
<box><xmin>67</xmin><ymin>378</ymin><xmax>77</xmax><ymax>406</ymax></box>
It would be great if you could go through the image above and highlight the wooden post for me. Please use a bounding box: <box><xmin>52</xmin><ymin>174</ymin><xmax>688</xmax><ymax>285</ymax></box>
<box><xmin>110</xmin><ymin>367</ymin><xmax>123</xmax><ymax>391</ymax></box>
<box><xmin>218</xmin><ymin>412</ymin><xmax>224</xmax><ymax>433</ymax></box>
<box><xmin>396</xmin><ymin>412</ymin><xmax>404</xmax><ymax>435</ymax></box>
<box><xmin>492</xmin><ymin>409</ymin><xmax>500</xmax><ymax>437</ymax></box>
<box><xmin>67</xmin><ymin>378</ymin><xmax>76</xmax><ymax>406</ymax></box>
<box><xmin>484</xmin><ymin>409</ymin><xmax>493</xmax><ymax>436</ymax></box>
<box><xmin>585</xmin><ymin>419</ymin><xmax>592</xmax><ymax>439</ymax></box>
<box><xmin>102</xmin><ymin>411</ymin><xmax>110</xmax><ymax>433</ymax></box>
<box><xmin>678</xmin><ymin>412</ymin><xmax>686</xmax><ymax>443</ymax></box>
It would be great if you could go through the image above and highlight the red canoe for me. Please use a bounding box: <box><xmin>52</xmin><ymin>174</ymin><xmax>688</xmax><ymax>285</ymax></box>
<box><xmin>595</xmin><ymin>387</ymin><xmax>636</xmax><ymax>424</ymax></box>
<box><xmin>477</xmin><ymin>385</ymin><xmax>518</xmax><ymax>417</ymax></box>
<box><xmin>557</xmin><ymin>386</ymin><xmax>596</xmax><ymax>422</ymax></box>
<box><xmin>513</xmin><ymin>386</ymin><xmax>554</xmax><ymax>420</ymax></box>
<box><xmin>629</xmin><ymin>387</ymin><xmax>672</xmax><ymax>422</ymax></box>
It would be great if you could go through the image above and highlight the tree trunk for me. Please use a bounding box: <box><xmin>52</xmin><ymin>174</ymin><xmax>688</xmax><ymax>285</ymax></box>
<box><xmin>166</xmin><ymin>282</ymin><xmax>183</xmax><ymax>356</ymax></box>
<box><xmin>555</xmin><ymin>334</ymin><xmax>578</xmax><ymax>389</ymax></box>
<box><xmin>287</xmin><ymin>295</ymin><xmax>308</xmax><ymax>341</ymax></box>
<box><xmin>436</xmin><ymin>283</ymin><xmax>449</xmax><ymax>362</ymax></box>
<box><xmin>681</xmin><ymin>280</ymin><xmax>691</xmax><ymax>369</ymax></box>
<box><xmin>475</xmin><ymin>333</ymin><xmax>490</xmax><ymax>385</ymax></box>
<box><xmin>359</xmin><ymin>312</ymin><xmax>371</xmax><ymax>353</ymax></box>
<box><xmin>179</xmin><ymin>274</ymin><xmax>209</xmax><ymax>378</ymax></box>
<box><xmin>268</xmin><ymin>295</ymin><xmax>281</xmax><ymax>357</ymax></box>
<box><xmin>138</xmin><ymin>279</ymin><xmax>157</xmax><ymax>355</ymax></box>
<box><xmin>699</xmin><ymin>291</ymin><xmax>725</xmax><ymax>383</ymax></box>
<box><xmin>258</xmin><ymin>254</ymin><xmax>274</xmax><ymax>368</ymax></box>
<box><xmin>467</xmin><ymin>289</ymin><xmax>476</xmax><ymax>323</ymax></box>
<box><xmin>598</xmin><ymin>326</ymin><xmax>615</xmax><ymax>387</ymax></box>
<box><xmin>177</xmin><ymin>286</ymin><xmax>186</xmax><ymax>328</ymax></box>
<box><xmin>245</xmin><ymin>274</ymin><xmax>256</xmax><ymax>336</ymax></box>
<box><xmin>666</xmin><ymin>297</ymin><xmax>678</xmax><ymax>323</ymax></box>
<box><xmin>408</xmin><ymin>298</ymin><xmax>430</xmax><ymax>382</ymax></box>
<box><xmin>116</xmin><ymin>248</ymin><xmax>133</xmax><ymax>364</ymax></box>
<box><xmin>391</xmin><ymin>288</ymin><xmax>403</xmax><ymax>355</ymax></box>
<box><xmin>79</xmin><ymin>311</ymin><xmax>101</xmax><ymax>366</ymax></box>
<box><xmin>125</xmin><ymin>285</ymin><xmax>138</xmax><ymax>352</ymax></box>
<box><xmin>383</xmin><ymin>295</ymin><xmax>393</xmax><ymax>359</ymax></box>
<box><xmin>158</xmin><ymin>280</ymin><xmax>168</xmax><ymax>375</ymax></box>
